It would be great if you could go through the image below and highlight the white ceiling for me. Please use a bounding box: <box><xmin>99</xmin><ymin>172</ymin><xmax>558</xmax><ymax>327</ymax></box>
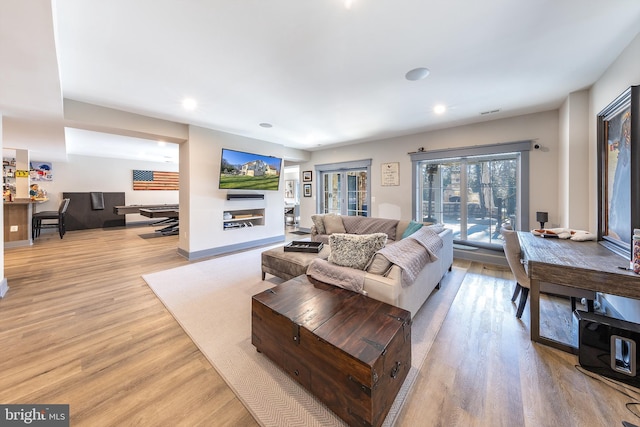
<box><xmin>64</xmin><ymin>128</ymin><xmax>179</xmax><ymax>163</ymax></box>
<box><xmin>3</xmin><ymin>1</ymin><xmax>640</xmax><ymax>161</ymax></box>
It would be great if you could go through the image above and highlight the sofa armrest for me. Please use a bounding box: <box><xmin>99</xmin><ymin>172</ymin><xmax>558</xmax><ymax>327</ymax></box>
<box><xmin>362</xmin><ymin>266</ymin><xmax>402</xmax><ymax>307</ymax></box>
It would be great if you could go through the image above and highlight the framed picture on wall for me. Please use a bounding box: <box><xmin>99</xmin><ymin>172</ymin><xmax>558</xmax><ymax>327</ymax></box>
<box><xmin>597</xmin><ymin>85</ymin><xmax>640</xmax><ymax>258</ymax></box>
<box><xmin>381</xmin><ymin>162</ymin><xmax>400</xmax><ymax>186</ymax></box>
<box><xmin>284</xmin><ymin>180</ymin><xmax>294</xmax><ymax>198</ymax></box>
<box><xmin>302</xmin><ymin>171</ymin><xmax>312</xmax><ymax>182</ymax></box>
<box><xmin>303</xmin><ymin>183</ymin><xmax>312</xmax><ymax>197</ymax></box>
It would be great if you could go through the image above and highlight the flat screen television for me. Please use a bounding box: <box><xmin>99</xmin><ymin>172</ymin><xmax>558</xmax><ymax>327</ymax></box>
<box><xmin>219</xmin><ymin>148</ymin><xmax>282</xmax><ymax>191</ymax></box>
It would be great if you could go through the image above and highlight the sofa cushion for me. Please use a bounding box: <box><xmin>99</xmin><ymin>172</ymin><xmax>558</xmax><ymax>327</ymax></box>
<box><xmin>311</xmin><ymin>214</ymin><xmax>327</xmax><ymax>235</ymax></box>
<box><xmin>324</xmin><ymin>214</ymin><xmax>346</xmax><ymax>234</ymax></box>
<box><xmin>341</xmin><ymin>216</ymin><xmax>399</xmax><ymax>240</ymax></box>
<box><xmin>329</xmin><ymin>233</ymin><xmax>388</xmax><ymax>270</ymax></box>
<box><xmin>401</xmin><ymin>220</ymin><xmax>424</xmax><ymax>239</ymax></box>
<box><xmin>366</xmin><ymin>253</ymin><xmax>394</xmax><ymax>275</ymax></box>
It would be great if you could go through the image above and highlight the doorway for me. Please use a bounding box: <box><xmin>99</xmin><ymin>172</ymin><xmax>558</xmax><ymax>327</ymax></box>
<box><xmin>320</xmin><ymin>169</ymin><xmax>368</xmax><ymax>216</ymax></box>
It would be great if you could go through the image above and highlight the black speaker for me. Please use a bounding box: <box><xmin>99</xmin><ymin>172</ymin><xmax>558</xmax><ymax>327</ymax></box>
<box><xmin>577</xmin><ymin>310</ymin><xmax>640</xmax><ymax>388</ymax></box>
<box><xmin>226</xmin><ymin>193</ymin><xmax>264</xmax><ymax>200</ymax></box>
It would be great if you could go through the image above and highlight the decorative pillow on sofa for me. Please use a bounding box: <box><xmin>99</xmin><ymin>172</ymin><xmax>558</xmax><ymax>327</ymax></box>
<box><xmin>401</xmin><ymin>220</ymin><xmax>424</xmax><ymax>239</ymax></box>
<box><xmin>323</xmin><ymin>214</ymin><xmax>346</xmax><ymax>234</ymax></box>
<box><xmin>311</xmin><ymin>214</ymin><xmax>327</xmax><ymax>235</ymax></box>
<box><xmin>366</xmin><ymin>253</ymin><xmax>393</xmax><ymax>275</ymax></box>
<box><xmin>329</xmin><ymin>233</ymin><xmax>388</xmax><ymax>270</ymax></box>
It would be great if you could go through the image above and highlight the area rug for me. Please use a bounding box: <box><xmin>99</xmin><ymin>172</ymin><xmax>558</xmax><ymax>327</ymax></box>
<box><xmin>143</xmin><ymin>246</ymin><xmax>465</xmax><ymax>426</ymax></box>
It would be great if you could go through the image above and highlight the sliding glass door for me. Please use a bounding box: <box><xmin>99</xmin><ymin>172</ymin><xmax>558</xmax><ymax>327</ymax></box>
<box><xmin>320</xmin><ymin>170</ymin><xmax>368</xmax><ymax>216</ymax></box>
<box><xmin>417</xmin><ymin>153</ymin><xmax>520</xmax><ymax>247</ymax></box>
<box><xmin>322</xmin><ymin>172</ymin><xmax>342</xmax><ymax>215</ymax></box>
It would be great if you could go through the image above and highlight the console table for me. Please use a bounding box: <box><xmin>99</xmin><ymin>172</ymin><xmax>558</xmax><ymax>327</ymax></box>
<box><xmin>518</xmin><ymin>232</ymin><xmax>640</xmax><ymax>353</ymax></box>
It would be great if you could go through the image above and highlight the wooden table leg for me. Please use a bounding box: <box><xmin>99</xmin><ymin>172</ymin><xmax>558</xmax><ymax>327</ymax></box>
<box><xmin>530</xmin><ymin>277</ymin><xmax>540</xmax><ymax>342</ymax></box>
<box><xmin>530</xmin><ymin>276</ymin><xmax>578</xmax><ymax>354</ymax></box>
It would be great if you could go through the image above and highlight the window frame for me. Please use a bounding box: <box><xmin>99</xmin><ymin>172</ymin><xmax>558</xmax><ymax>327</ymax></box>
<box><xmin>410</xmin><ymin>141</ymin><xmax>532</xmax><ymax>247</ymax></box>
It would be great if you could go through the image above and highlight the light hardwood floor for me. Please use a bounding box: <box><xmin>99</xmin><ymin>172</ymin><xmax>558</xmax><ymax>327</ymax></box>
<box><xmin>1</xmin><ymin>226</ymin><xmax>639</xmax><ymax>426</ymax></box>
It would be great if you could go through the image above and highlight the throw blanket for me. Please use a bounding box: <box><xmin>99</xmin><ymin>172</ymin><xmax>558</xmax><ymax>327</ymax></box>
<box><xmin>341</xmin><ymin>216</ymin><xmax>399</xmax><ymax>240</ymax></box>
<box><xmin>375</xmin><ymin>226</ymin><xmax>443</xmax><ymax>288</ymax></box>
<box><xmin>306</xmin><ymin>258</ymin><xmax>367</xmax><ymax>294</ymax></box>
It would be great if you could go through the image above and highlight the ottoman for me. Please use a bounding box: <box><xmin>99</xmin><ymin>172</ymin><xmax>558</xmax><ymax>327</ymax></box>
<box><xmin>261</xmin><ymin>244</ymin><xmax>330</xmax><ymax>280</ymax></box>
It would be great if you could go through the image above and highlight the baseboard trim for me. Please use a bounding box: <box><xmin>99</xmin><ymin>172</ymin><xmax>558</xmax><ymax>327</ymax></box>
<box><xmin>178</xmin><ymin>235</ymin><xmax>285</xmax><ymax>261</ymax></box>
<box><xmin>4</xmin><ymin>239</ymin><xmax>32</xmax><ymax>248</ymax></box>
<box><xmin>454</xmin><ymin>247</ymin><xmax>508</xmax><ymax>267</ymax></box>
<box><xmin>0</xmin><ymin>278</ymin><xmax>9</xmax><ymax>298</ymax></box>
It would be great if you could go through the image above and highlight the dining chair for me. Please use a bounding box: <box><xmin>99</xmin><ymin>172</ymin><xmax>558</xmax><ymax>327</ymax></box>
<box><xmin>32</xmin><ymin>198</ymin><xmax>70</xmax><ymax>240</ymax></box>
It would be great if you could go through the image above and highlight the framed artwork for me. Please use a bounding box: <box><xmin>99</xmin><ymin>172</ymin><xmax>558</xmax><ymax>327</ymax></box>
<box><xmin>302</xmin><ymin>170</ymin><xmax>312</xmax><ymax>182</ymax></box>
<box><xmin>381</xmin><ymin>162</ymin><xmax>400</xmax><ymax>186</ymax></box>
<box><xmin>303</xmin><ymin>183</ymin><xmax>312</xmax><ymax>197</ymax></box>
<box><xmin>133</xmin><ymin>170</ymin><xmax>179</xmax><ymax>190</ymax></box>
<box><xmin>597</xmin><ymin>85</ymin><xmax>640</xmax><ymax>258</ymax></box>
<box><xmin>30</xmin><ymin>161</ymin><xmax>53</xmax><ymax>181</ymax></box>
<box><xmin>284</xmin><ymin>180</ymin><xmax>294</xmax><ymax>198</ymax></box>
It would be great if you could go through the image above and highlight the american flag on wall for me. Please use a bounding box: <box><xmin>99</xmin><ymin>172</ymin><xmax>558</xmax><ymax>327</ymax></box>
<box><xmin>132</xmin><ymin>170</ymin><xmax>179</xmax><ymax>191</ymax></box>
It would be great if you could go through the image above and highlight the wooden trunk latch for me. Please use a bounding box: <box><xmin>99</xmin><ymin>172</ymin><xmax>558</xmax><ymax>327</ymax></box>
<box><xmin>292</xmin><ymin>323</ymin><xmax>300</xmax><ymax>345</ymax></box>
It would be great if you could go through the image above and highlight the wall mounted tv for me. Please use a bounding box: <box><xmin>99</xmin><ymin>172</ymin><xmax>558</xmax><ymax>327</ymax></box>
<box><xmin>219</xmin><ymin>148</ymin><xmax>282</xmax><ymax>191</ymax></box>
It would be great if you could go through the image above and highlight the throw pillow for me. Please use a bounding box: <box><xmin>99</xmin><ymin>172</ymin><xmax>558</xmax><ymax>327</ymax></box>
<box><xmin>329</xmin><ymin>233</ymin><xmax>387</xmax><ymax>270</ymax></box>
<box><xmin>311</xmin><ymin>214</ymin><xmax>326</xmax><ymax>235</ymax></box>
<box><xmin>402</xmin><ymin>220</ymin><xmax>424</xmax><ymax>239</ymax></box>
<box><xmin>366</xmin><ymin>253</ymin><xmax>393</xmax><ymax>275</ymax></box>
<box><xmin>324</xmin><ymin>214</ymin><xmax>346</xmax><ymax>234</ymax></box>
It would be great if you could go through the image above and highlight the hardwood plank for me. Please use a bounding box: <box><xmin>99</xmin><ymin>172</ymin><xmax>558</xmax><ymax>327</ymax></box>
<box><xmin>1</xmin><ymin>226</ymin><xmax>258</xmax><ymax>427</ymax></box>
<box><xmin>397</xmin><ymin>262</ymin><xmax>633</xmax><ymax>427</ymax></box>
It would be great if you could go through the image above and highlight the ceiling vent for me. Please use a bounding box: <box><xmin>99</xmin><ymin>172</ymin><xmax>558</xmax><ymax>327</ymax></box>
<box><xmin>480</xmin><ymin>109</ymin><xmax>501</xmax><ymax>115</ymax></box>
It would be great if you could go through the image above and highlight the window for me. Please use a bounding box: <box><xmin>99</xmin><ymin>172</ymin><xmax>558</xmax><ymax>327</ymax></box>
<box><xmin>411</xmin><ymin>141</ymin><xmax>531</xmax><ymax>248</ymax></box>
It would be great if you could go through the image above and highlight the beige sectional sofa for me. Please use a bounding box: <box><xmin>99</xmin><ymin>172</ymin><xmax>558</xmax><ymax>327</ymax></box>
<box><xmin>308</xmin><ymin>214</ymin><xmax>454</xmax><ymax>315</ymax></box>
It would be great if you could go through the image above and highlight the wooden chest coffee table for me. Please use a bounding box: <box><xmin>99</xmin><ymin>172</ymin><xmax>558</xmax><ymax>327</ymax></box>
<box><xmin>251</xmin><ymin>275</ymin><xmax>411</xmax><ymax>427</ymax></box>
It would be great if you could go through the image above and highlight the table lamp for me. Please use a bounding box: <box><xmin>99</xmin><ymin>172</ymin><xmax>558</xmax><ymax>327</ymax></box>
<box><xmin>536</xmin><ymin>211</ymin><xmax>548</xmax><ymax>229</ymax></box>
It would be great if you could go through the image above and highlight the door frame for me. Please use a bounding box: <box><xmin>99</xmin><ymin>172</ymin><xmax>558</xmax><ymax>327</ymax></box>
<box><xmin>315</xmin><ymin>159</ymin><xmax>372</xmax><ymax>216</ymax></box>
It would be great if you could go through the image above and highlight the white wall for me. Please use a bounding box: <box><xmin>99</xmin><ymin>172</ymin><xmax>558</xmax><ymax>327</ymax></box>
<box><xmin>34</xmin><ymin>154</ymin><xmax>178</xmax><ymax>223</ymax></box>
<box><xmin>298</xmin><ymin>110</ymin><xmax>560</xmax><ymax>230</ymax></box>
<box><xmin>558</xmin><ymin>90</ymin><xmax>590</xmax><ymax>230</ymax></box>
<box><xmin>178</xmin><ymin>126</ymin><xmax>287</xmax><ymax>258</ymax></box>
<box><xmin>0</xmin><ymin>116</ymin><xmax>7</xmax><ymax>297</ymax></box>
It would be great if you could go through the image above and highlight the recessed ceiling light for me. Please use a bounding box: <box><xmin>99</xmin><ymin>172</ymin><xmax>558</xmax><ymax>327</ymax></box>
<box><xmin>433</xmin><ymin>104</ymin><xmax>447</xmax><ymax>114</ymax></box>
<box><xmin>405</xmin><ymin>67</ymin><xmax>430</xmax><ymax>81</ymax></box>
<box><xmin>344</xmin><ymin>0</ymin><xmax>355</xmax><ymax>9</ymax></box>
<box><xmin>259</xmin><ymin>123</ymin><xmax>273</xmax><ymax>128</ymax></box>
<box><xmin>182</xmin><ymin>98</ymin><xmax>197</xmax><ymax>110</ymax></box>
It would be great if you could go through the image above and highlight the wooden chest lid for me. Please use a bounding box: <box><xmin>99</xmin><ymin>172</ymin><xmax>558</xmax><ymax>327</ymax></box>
<box><xmin>253</xmin><ymin>275</ymin><xmax>411</xmax><ymax>365</ymax></box>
